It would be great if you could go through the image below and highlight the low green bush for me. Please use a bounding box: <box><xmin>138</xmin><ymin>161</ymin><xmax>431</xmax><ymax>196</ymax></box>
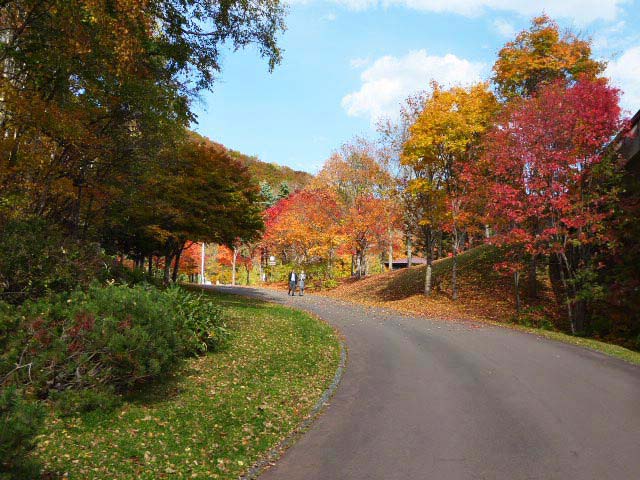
<box><xmin>3</xmin><ymin>284</ymin><xmax>228</xmax><ymax>398</ymax></box>
<box><xmin>16</xmin><ymin>284</ymin><xmax>183</xmax><ymax>393</ymax></box>
<box><xmin>0</xmin><ymin>387</ymin><xmax>44</xmax><ymax>479</ymax></box>
<box><xmin>97</xmin><ymin>262</ymin><xmax>164</xmax><ymax>288</ymax></box>
<box><xmin>0</xmin><ymin>285</ymin><xmax>228</xmax><ymax>475</ymax></box>
<box><xmin>165</xmin><ymin>287</ymin><xmax>229</xmax><ymax>356</ymax></box>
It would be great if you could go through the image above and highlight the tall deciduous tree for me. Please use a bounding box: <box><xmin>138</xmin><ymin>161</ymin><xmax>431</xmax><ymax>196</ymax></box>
<box><xmin>478</xmin><ymin>79</ymin><xmax>621</xmax><ymax>333</ymax></box>
<box><xmin>313</xmin><ymin>139</ymin><xmax>399</xmax><ymax>277</ymax></box>
<box><xmin>263</xmin><ymin>188</ymin><xmax>343</xmax><ymax>270</ymax></box>
<box><xmin>0</xmin><ymin>0</ymin><xmax>284</xmax><ymax>246</ymax></box>
<box><xmin>493</xmin><ymin>14</ymin><xmax>605</xmax><ymax>100</ymax></box>
<box><xmin>102</xmin><ymin>140</ymin><xmax>263</xmax><ymax>284</ymax></box>
<box><xmin>402</xmin><ymin>82</ymin><xmax>498</xmax><ymax>297</ymax></box>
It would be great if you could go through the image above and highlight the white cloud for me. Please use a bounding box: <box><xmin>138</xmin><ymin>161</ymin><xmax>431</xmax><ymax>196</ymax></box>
<box><xmin>341</xmin><ymin>49</ymin><xmax>486</xmax><ymax>122</ymax></box>
<box><xmin>493</xmin><ymin>18</ymin><xmax>516</xmax><ymax>38</ymax></box>
<box><xmin>349</xmin><ymin>57</ymin><xmax>370</xmax><ymax>69</ymax></box>
<box><xmin>287</xmin><ymin>0</ymin><xmax>628</xmax><ymax>24</ymax></box>
<box><xmin>606</xmin><ymin>45</ymin><xmax>640</xmax><ymax>114</ymax></box>
<box><xmin>320</xmin><ymin>12</ymin><xmax>337</xmax><ymax>20</ymax></box>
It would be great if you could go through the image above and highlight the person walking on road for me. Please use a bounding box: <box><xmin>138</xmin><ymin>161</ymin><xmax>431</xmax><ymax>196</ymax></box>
<box><xmin>288</xmin><ymin>270</ymin><xmax>297</xmax><ymax>296</ymax></box>
<box><xmin>298</xmin><ymin>270</ymin><xmax>306</xmax><ymax>296</ymax></box>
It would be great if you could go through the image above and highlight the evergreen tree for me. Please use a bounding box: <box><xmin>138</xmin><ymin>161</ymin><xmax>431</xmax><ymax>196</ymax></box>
<box><xmin>278</xmin><ymin>181</ymin><xmax>291</xmax><ymax>199</ymax></box>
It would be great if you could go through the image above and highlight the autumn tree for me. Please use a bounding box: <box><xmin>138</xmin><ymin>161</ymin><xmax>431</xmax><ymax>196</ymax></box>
<box><xmin>493</xmin><ymin>14</ymin><xmax>605</xmax><ymax>100</ymax></box>
<box><xmin>217</xmin><ymin>242</ymin><xmax>258</xmax><ymax>285</ymax></box>
<box><xmin>0</xmin><ymin>0</ymin><xmax>284</xmax><ymax>270</ymax></box>
<box><xmin>378</xmin><ymin>92</ymin><xmax>429</xmax><ymax>269</ymax></box>
<box><xmin>101</xmin><ymin>140</ymin><xmax>263</xmax><ymax>284</ymax></box>
<box><xmin>478</xmin><ymin>79</ymin><xmax>622</xmax><ymax>333</ymax></box>
<box><xmin>402</xmin><ymin>82</ymin><xmax>499</xmax><ymax>297</ymax></box>
<box><xmin>263</xmin><ymin>188</ymin><xmax>343</xmax><ymax>272</ymax></box>
<box><xmin>313</xmin><ymin>139</ymin><xmax>399</xmax><ymax>277</ymax></box>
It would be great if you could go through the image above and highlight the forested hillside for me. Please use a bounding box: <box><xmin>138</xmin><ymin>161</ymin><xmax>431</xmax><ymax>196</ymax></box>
<box><xmin>191</xmin><ymin>133</ymin><xmax>313</xmax><ymax>191</ymax></box>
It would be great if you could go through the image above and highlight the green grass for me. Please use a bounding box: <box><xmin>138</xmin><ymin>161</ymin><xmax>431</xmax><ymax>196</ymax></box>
<box><xmin>35</xmin><ymin>290</ymin><xmax>341</xmax><ymax>479</ymax></box>
<box><xmin>385</xmin><ymin>244</ymin><xmax>502</xmax><ymax>298</ymax></box>
<box><xmin>505</xmin><ymin>323</ymin><xmax>640</xmax><ymax>365</ymax></box>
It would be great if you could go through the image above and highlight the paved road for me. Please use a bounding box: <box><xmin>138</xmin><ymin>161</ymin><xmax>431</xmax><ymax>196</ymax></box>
<box><xmin>214</xmin><ymin>286</ymin><xmax>640</xmax><ymax>480</ymax></box>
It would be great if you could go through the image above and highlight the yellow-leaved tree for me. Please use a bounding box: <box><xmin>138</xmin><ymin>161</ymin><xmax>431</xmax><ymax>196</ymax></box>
<box><xmin>402</xmin><ymin>81</ymin><xmax>499</xmax><ymax>298</ymax></box>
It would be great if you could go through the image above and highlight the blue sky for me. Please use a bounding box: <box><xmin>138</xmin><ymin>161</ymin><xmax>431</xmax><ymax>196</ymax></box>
<box><xmin>192</xmin><ymin>0</ymin><xmax>640</xmax><ymax>173</ymax></box>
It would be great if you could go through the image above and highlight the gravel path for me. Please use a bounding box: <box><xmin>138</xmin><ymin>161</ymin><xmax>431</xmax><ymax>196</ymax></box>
<box><xmin>213</xmin><ymin>286</ymin><xmax>640</xmax><ymax>480</ymax></box>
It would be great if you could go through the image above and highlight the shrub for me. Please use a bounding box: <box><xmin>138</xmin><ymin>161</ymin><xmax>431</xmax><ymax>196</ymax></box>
<box><xmin>166</xmin><ymin>287</ymin><xmax>229</xmax><ymax>356</ymax></box>
<box><xmin>3</xmin><ymin>285</ymin><xmax>228</xmax><ymax>399</ymax></box>
<box><xmin>14</xmin><ymin>284</ymin><xmax>183</xmax><ymax>393</ymax></box>
<box><xmin>0</xmin><ymin>302</ymin><xmax>23</xmax><ymax>383</ymax></box>
<box><xmin>0</xmin><ymin>387</ymin><xmax>44</xmax><ymax>479</ymax></box>
<box><xmin>97</xmin><ymin>262</ymin><xmax>163</xmax><ymax>288</ymax></box>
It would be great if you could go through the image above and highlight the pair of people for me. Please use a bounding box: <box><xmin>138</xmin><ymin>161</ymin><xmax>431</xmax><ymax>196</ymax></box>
<box><xmin>288</xmin><ymin>269</ymin><xmax>306</xmax><ymax>296</ymax></box>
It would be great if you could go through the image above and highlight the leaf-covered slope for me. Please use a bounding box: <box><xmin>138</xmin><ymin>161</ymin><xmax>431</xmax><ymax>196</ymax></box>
<box><xmin>324</xmin><ymin>245</ymin><xmax>561</xmax><ymax>325</ymax></box>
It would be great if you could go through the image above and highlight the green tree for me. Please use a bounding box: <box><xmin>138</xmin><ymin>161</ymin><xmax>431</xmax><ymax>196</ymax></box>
<box><xmin>278</xmin><ymin>181</ymin><xmax>291</xmax><ymax>199</ymax></box>
<box><xmin>259</xmin><ymin>181</ymin><xmax>277</xmax><ymax>207</ymax></box>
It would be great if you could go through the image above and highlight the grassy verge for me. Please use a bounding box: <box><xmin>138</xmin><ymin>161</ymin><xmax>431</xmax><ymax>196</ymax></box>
<box><xmin>35</xmin><ymin>290</ymin><xmax>341</xmax><ymax>479</ymax></box>
<box><xmin>505</xmin><ymin>323</ymin><xmax>640</xmax><ymax>365</ymax></box>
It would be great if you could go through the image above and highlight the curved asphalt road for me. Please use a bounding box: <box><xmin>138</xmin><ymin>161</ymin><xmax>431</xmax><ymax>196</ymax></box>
<box><xmin>214</xmin><ymin>286</ymin><xmax>640</xmax><ymax>480</ymax></box>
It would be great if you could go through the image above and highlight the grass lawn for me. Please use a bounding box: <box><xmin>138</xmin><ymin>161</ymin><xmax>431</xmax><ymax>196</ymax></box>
<box><xmin>35</xmin><ymin>290</ymin><xmax>341</xmax><ymax>479</ymax></box>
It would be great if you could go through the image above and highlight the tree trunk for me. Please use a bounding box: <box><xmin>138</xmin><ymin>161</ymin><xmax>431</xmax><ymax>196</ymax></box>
<box><xmin>362</xmin><ymin>249</ymin><xmax>367</xmax><ymax>277</ymax></box>
<box><xmin>406</xmin><ymin>235</ymin><xmax>412</xmax><ymax>269</ymax></box>
<box><xmin>548</xmin><ymin>254</ymin><xmax>565</xmax><ymax>305</ymax></box>
<box><xmin>163</xmin><ymin>254</ymin><xmax>173</xmax><ymax>285</ymax></box>
<box><xmin>245</xmin><ymin>265</ymin><xmax>250</xmax><ymax>285</ymax></box>
<box><xmin>557</xmin><ymin>252</ymin><xmax>590</xmax><ymax>335</ymax></box>
<box><xmin>514</xmin><ymin>270</ymin><xmax>521</xmax><ymax>315</ymax></box>
<box><xmin>148</xmin><ymin>256</ymin><xmax>153</xmax><ymax>277</ymax></box>
<box><xmin>424</xmin><ymin>228</ymin><xmax>433</xmax><ymax>296</ymax></box>
<box><xmin>452</xmin><ymin>246</ymin><xmax>458</xmax><ymax>301</ymax></box>
<box><xmin>388</xmin><ymin>231</ymin><xmax>393</xmax><ymax>272</ymax></box>
<box><xmin>328</xmin><ymin>247</ymin><xmax>334</xmax><ymax>279</ymax></box>
<box><xmin>231</xmin><ymin>247</ymin><xmax>238</xmax><ymax>286</ymax></box>
<box><xmin>555</xmin><ymin>253</ymin><xmax>575</xmax><ymax>333</ymax></box>
<box><xmin>572</xmin><ymin>299</ymin><xmax>588</xmax><ymax>335</ymax></box>
<box><xmin>424</xmin><ymin>261</ymin><xmax>432</xmax><ymax>296</ymax></box>
<box><xmin>527</xmin><ymin>254</ymin><xmax>538</xmax><ymax>299</ymax></box>
<box><xmin>171</xmin><ymin>247</ymin><xmax>183</xmax><ymax>283</ymax></box>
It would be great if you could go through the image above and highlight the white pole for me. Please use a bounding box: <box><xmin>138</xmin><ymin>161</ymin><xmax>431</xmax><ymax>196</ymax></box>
<box><xmin>201</xmin><ymin>242</ymin><xmax>206</xmax><ymax>284</ymax></box>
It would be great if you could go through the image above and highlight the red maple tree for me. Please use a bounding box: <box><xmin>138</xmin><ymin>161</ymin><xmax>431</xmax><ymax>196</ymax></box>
<box><xmin>475</xmin><ymin>78</ymin><xmax>622</xmax><ymax>332</ymax></box>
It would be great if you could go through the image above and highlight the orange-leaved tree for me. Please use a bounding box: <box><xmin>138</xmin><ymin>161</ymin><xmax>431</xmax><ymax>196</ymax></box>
<box><xmin>313</xmin><ymin>139</ymin><xmax>401</xmax><ymax>277</ymax></box>
<box><xmin>493</xmin><ymin>14</ymin><xmax>605</xmax><ymax>100</ymax></box>
<box><xmin>263</xmin><ymin>188</ymin><xmax>343</xmax><ymax>272</ymax></box>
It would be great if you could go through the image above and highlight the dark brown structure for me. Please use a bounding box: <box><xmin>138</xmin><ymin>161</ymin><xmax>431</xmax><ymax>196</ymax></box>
<box><xmin>616</xmin><ymin>109</ymin><xmax>640</xmax><ymax>173</ymax></box>
<box><xmin>384</xmin><ymin>257</ymin><xmax>427</xmax><ymax>270</ymax></box>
